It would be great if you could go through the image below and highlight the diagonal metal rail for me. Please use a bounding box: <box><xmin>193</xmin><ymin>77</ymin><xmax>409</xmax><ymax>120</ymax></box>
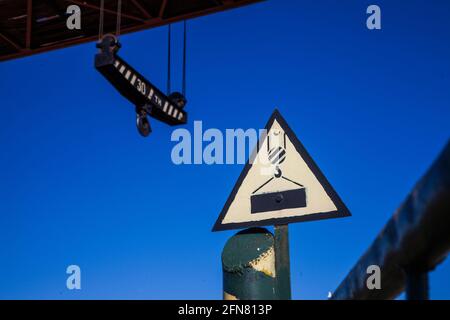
<box><xmin>332</xmin><ymin>140</ymin><xmax>450</xmax><ymax>300</ymax></box>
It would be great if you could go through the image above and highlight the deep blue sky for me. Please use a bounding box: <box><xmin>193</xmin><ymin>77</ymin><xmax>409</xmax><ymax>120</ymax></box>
<box><xmin>1</xmin><ymin>0</ymin><xmax>449</xmax><ymax>299</ymax></box>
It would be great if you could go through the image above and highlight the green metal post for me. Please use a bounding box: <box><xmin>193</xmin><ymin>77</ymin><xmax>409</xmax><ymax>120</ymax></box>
<box><xmin>274</xmin><ymin>224</ymin><xmax>292</xmax><ymax>300</ymax></box>
<box><xmin>222</xmin><ymin>227</ymin><xmax>278</xmax><ymax>300</ymax></box>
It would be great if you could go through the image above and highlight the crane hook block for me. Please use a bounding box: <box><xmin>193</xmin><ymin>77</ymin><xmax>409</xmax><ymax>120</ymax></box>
<box><xmin>95</xmin><ymin>34</ymin><xmax>188</xmax><ymax>135</ymax></box>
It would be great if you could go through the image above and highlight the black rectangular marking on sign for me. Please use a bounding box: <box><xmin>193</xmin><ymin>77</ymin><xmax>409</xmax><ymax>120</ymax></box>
<box><xmin>251</xmin><ymin>188</ymin><xmax>307</xmax><ymax>214</ymax></box>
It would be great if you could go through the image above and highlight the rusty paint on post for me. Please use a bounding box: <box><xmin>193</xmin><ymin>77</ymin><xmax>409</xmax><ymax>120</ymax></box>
<box><xmin>222</xmin><ymin>228</ymin><xmax>278</xmax><ymax>300</ymax></box>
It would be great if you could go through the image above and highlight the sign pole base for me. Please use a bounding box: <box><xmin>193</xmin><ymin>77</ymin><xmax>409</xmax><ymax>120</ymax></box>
<box><xmin>274</xmin><ymin>224</ymin><xmax>292</xmax><ymax>300</ymax></box>
<box><xmin>222</xmin><ymin>228</ymin><xmax>278</xmax><ymax>300</ymax></box>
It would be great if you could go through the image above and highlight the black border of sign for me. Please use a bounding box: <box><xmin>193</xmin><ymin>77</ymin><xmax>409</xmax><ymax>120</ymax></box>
<box><xmin>212</xmin><ymin>109</ymin><xmax>351</xmax><ymax>232</ymax></box>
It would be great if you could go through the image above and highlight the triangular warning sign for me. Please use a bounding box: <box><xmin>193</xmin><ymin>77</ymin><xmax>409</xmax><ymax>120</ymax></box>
<box><xmin>212</xmin><ymin>109</ymin><xmax>350</xmax><ymax>232</ymax></box>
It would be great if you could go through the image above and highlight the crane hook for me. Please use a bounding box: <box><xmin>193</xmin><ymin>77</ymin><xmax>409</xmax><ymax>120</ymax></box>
<box><xmin>136</xmin><ymin>107</ymin><xmax>151</xmax><ymax>137</ymax></box>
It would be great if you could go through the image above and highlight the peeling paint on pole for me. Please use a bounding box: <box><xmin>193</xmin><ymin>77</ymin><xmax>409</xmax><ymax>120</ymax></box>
<box><xmin>222</xmin><ymin>228</ymin><xmax>278</xmax><ymax>300</ymax></box>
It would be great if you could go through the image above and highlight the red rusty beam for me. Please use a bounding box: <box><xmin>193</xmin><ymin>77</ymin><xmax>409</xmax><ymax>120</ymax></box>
<box><xmin>131</xmin><ymin>0</ymin><xmax>152</xmax><ymax>19</ymax></box>
<box><xmin>26</xmin><ymin>0</ymin><xmax>32</xmax><ymax>49</ymax></box>
<box><xmin>159</xmin><ymin>0</ymin><xmax>168</xmax><ymax>18</ymax></box>
<box><xmin>0</xmin><ymin>0</ymin><xmax>264</xmax><ymax>62</ymax></box>
<box><xmin>66</xmin><ymin>0</ymin><xmax>145</xmax><ymax>22</ymax></box>
<box><xmin>0</xmin><ymin>32</ymin><xmax>23</xmax><ymax>51</ymax></box>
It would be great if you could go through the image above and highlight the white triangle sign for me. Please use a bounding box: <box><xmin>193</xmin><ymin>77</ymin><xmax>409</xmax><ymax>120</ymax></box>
<box><xmin>212</xmin><ymin>109</ymin><xmax>350</xmax><ymax>231</ymax></box>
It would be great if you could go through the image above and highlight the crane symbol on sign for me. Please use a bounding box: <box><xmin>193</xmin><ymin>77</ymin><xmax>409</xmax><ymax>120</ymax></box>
<box><xmin>250</xmin><ymin>128</ymin><xmax>307</xmax><ymax>213</ymax></box>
